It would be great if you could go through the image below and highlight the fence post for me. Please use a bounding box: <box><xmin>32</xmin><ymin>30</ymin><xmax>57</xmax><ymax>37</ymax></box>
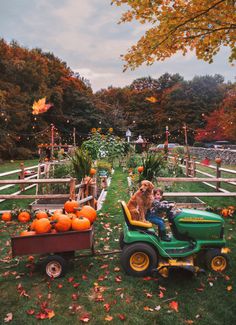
<box><xmin>69</xmin><ymin>178</ymin><xmax>76</xmax><ymax>200</ymax></box>
<box><xmin>185</xmin><ymin>156</ymin><xmax>189</xmax><ymax>177</ymax></box>
<box><xmin>192</xmin><ymin>156</ymin><xmax>196</xmax><ymax>177</ymax></box>
<box><xmin>19</xmin><ymin>162</ymin><xmax>25</xmax><ymax>191</ymax></box>
<box><xmin>215</xmin><ymin>157</ymin><xmax>222</xmax><ymax>191</ymax></box>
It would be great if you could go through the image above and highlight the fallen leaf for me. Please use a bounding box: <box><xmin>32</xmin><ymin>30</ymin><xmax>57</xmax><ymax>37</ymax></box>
<box><xmin>100</xmin><ymin>264</ymin><xmax>109</xmax><ymax>269</ymax></box>
<box><xmin>58</xmin><ymin>284</ymin><xmax>63</xmax><ymax>289</ymax></box>
<box><xmin>26</xmin><ymin>309</ymin><xmax>35</xmax><ymax>315</ymax></box>
<box><xmin>154</xmin><ymin>305</ymin><xmax>161</xmax><ymax>311</ymax></box>
<box><xmin>105</xmin><ymin>315</ymin><xmax>113</xmax><ymax>321</ymax></box>
<box><xmin>118</xmin><ymin>314</ymin><xmax>126</xmax><ymax>321</ymax></box>
<box><xmin>184</xmin><ymin>320</ymin><xmax>194</xmax><ymax>324</ymax></box>
<box><xmin>72</xmin><ymin>293</ymin><xmax>79</xmax><ymax>300</ymax></box>
<box><xmin>80</xmin><ymin>313</ymin><xmax>90</xmax><ymax>323</ymax></box>
<box><xmin>68</xmin><ymin>277</ymin><xmax>74</xmax><ymax>283</ymax></box>
<box><xmin>114</xmin><ymin>267</ymin><xmax>120</xmax><ymax>272</ymax></box>
<box><xmin>144</xmin><ymin>306</ymin><xmax>154</xmax><ymax>312</ymax></box>
<box><xmin>142</xmin><ymin>276</ymin><xmax>152</xmax><ymax>281</ymax></box>
<box><xmin>115</xmin><ymin>276</ymin><xmax>122</xmax><ymax>283</ymax></box>
<box><xmin>169</xmin><ymin>301</ymin><xmax>179</xmax><ymax>312</ymax></box>
<box><xmin>159</xmin><ymin>291</ymin><xmax>164</xmax><ymax>298</ymax></box>
<box><xmin>104</xmin><ymin>303</ymin><xmax>111</xmax><ymax>312</ymax></box>
<box><xmin>227</xmin><ymin>285</ymin><xmax>232</xmax><ymax>291</ymax></box>
<box><xmin>146</xmin><ymin>293</ymin><xmax>153</xmax><ymax>298</ymax></box>
<box><xmin>46</xmin><ymin>309</ymin><xmax>55</xmax><ymax>319</ymax></box>
<box><xmin>82</xmin><ymin>274</ymin><xmax>88</xmax><ymax>280</ymax></box>
<box><xmin>4</xmin><ymin>313</ymin><xmax>13</xmax><ymax>323</ymax></box>
<box><xmin>73</xmin><ymin>282</ymin><xmax>80</xmax><ymax>288</ymax></box>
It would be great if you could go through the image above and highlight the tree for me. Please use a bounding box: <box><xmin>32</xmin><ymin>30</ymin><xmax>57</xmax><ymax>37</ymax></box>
<box><xmin>112</xmin><ymin>0</ymin><xmax>236</xmax><ymax>70</ymax></box>
<box><xmin>195</xmin><ymin>84</ymin><xmax>236</xmax><ymax>141</ymax></box>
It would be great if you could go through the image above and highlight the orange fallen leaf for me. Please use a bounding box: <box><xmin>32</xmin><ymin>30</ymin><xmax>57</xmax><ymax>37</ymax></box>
<box><xmin>68</xmin><ymin>277</ymin><xmax>74</xmax><ymax>283</ymax></box>
<box><xmin>100</xmin><ymin>264</ymin><xmax>109</xmax><ymax>269</ymax></box>
<box><xmin>169</xmin><ymin>301</ymin><xmax>179</xmax><ymax>312</ymax></box>
<box><xmin>47</xmin><ymin>309</ymin><xmax>55</xmax><ymax>319</ymax></box>
<box><xmin>184</xmin><ymin>320</ymin><xmax>194</xmax><ymax>324</ymax></box>
<box><xmin>227</xmin><ymin>285</ymin><xmax>232</xmax><ymax>291</ymax></box>
<box><xmin>105</xmin><ymin>315</ymin><xmax>113</xmax><ymax>321</ymax></box>
<box><xmin>144</xmin><ymin>306</ymin><xmax>154</xmax><ymax>312</ymax></box>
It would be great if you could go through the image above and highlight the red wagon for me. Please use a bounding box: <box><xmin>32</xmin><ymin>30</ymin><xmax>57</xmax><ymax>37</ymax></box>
<box><xmin>11</xmin><ymin>227</ymin><xmax>94</xmax><ymax>278</ymax></box>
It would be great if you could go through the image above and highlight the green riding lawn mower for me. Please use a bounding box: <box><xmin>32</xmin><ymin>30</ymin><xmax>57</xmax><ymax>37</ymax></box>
<box><xmin>120</xmin><ymin>201</ymin><xmax>230</xmax><ymax>278</ymax></box>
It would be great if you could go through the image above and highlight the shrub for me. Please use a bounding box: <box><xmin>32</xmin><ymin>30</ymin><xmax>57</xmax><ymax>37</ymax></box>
<box><xmin>69</xmin><ymin>148</ymin><xmax>92</xmax><ymax>182</ymax></box>
<box><xmin>97</xmin><ymin>160</ymin><xmax>112</xmax><ymax>176</ymax></box>
<box><xmin>11</xmin><ymin>147</ymin><xmax>34</xmax><ymax>159</ymax></box>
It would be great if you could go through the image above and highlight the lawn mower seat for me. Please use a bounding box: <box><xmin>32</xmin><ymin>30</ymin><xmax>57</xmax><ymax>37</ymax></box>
<box><xmin>120</xmin><ymin>201</ymin><xmax>153</xmax><ymax>229</ymax></box>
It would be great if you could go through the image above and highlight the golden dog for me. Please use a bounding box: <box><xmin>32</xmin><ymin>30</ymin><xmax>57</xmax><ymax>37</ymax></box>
<box><xmin>127</xmin><ymin>180</ymin><xmax>154</xmax><ymax>222</ymax></box>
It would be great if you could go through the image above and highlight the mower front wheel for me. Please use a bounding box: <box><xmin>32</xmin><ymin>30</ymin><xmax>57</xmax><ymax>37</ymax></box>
<box><xmin>121</xmin><ymin>243</ymin><xmax>158</xmax><ymax>277</ymax></box>
<box><xmin>205</xmin><ymin>249</ymin><xmax>229</xmax><ymax>272</ymax></box>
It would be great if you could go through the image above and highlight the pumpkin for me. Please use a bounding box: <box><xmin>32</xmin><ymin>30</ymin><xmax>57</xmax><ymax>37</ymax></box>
<box><xmin>1</xmin><ymin>212</ymin><xmax>12</xmax><ymax>222</ymax></box>
<box><xmin>137</xmin><ymin>166</ymin><xmax>144</xmax><ymax>173</ymax></box>
<box><xmin>30</xmin><ymin>219</ymin><xmax>37</xmax><ymax>231</ymax></box>
<box><xmin>50</xmin><ymin>209</ymin><xmax>63</xmax><ymax>221</ymax></box>
<box><xmin>221</xmin><ymin>208</ymin><xmax>230</xmax><ymax>217</ymax></box>
<box><xmin>20</xmin><ymin>230</ymin><xmax>36</xmax><ymax>236</ymax></box>
<box><xmin>215</xmin><ymin>157</ymin><xmax>222</xmax><ymax>164</ymax></box>
<box><xmin>75</xmin><ymin>205</ymin><xmax>97</xmax><ymax>224</ymax></box>
<box><xmin>35</xmin><ymin>210</ymin><xmax>48</xmax><ymax>219</ymax></box>
<box><xmin>64</xmin><ymin>199</ymin><xmax>79</xmax><ymax>213</ymax></box>
<box><xmin>18</xmin><ymin>211</ymin><xmax>31</xmax><ymax>223</ymax></box>
<box><xmin>71</xmin><ymin>216</ymin><xmax>90</xmax><ymax>231</ymax></box>
<box><xmin>67</xmin><ymin>213</ymin><xmax>77</xmax><ymax>219</ymax></box>
<box><xmin>90</xmin><ymin>168</ymin><xmax>97</xmax><ymax>176</ymax></box>
<box><xmin>34</xmin><ymin>218</ymin><xmax>52</xmax><ymax>234</ymax></box>
<box><xmin>54</xmin><ymin>215</ymin><xmax>71</xmax><ymax>232</ymax></box>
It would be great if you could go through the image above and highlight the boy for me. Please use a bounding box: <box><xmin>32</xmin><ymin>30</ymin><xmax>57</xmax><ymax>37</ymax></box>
<box><xmin>146</xmin><ymin>189</ymin><xmax>171</xmax><ymax>241</ymax></box>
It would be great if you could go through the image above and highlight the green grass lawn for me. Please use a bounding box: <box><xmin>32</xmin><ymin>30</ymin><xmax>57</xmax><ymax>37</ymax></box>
<box><xmin>0</xmin><ymin>168</ymin><xmax>235</xmax><ymax>324</ymax></box>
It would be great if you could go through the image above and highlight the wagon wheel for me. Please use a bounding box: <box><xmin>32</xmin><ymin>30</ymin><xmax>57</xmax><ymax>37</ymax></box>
<box><xmin>44</xmin><ymin>255</ymin><xmax>68</xmax><ymax>278</ymax></box>
<box><xmin>121</xmin><ymin>243</ymin><xmax>158</xmax><ymax>277</ymax></box>
<box><xmin>205</xmin><ymin>249</ymin><xmax>229</xmax><ymax>272</ymax></box>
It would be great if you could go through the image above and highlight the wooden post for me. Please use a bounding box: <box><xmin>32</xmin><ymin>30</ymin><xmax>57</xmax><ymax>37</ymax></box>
<box><xmin>69</xmin><ymin>178</ymin><xmax>76</xmax><ymax>200</ymax></box>
<box><xmin>19</xmin><ymin>162</ymin><xmax>25</xmax><ymax>191</ymax></box>
<box><xmin>88</xmin><ymin>181</ymin><xmax>97</xmax><ymax>209</ymax></box>
<box><xmin>192</xmin><ymin>156</ymin><xmax>196</xmax><ymax>177</ymax></box>
<box><xmin>215</xmin><ymin>158</ymin><xmax>222</xmax><ymax>191</ymax></box>
<box><xmin>185</xmin><ymin>156</ymin><xmax>189</xmax><ymax>177</ymax></box>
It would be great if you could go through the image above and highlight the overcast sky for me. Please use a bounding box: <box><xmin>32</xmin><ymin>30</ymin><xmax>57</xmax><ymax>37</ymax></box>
<box><xmin>0</xmin><ymin>0</ymin><xmax>235</xmax><ymax>92</ymax></box>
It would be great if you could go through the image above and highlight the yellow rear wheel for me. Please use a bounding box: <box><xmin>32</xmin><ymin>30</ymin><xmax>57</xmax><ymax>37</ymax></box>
<box><xmin>130</xmin><ymin>252</ymin><xmax>150</xmax><ymax>272</ymax></box>
<box><xmin>121</xmin><ymin>243</ymin><xmax>158</xmax><ymax>277</ymax></box>
<box><xmin>211</xmin><ymin>256</ymin><xmax>227</xmax><ymax>272</ymax></box>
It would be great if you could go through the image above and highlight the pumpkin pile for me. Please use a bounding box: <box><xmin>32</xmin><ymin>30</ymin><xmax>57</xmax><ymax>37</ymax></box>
<box><xmin>17</xmin><ymin>199</ymin><xmax>97</xmax><ymax>236</ymax></box>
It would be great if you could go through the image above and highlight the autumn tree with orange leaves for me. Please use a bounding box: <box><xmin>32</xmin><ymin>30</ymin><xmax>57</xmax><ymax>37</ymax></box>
<box><xmin>112</xmin><ymin>0</ymin><xmax>236</xmax><ymax>70</ymax></box>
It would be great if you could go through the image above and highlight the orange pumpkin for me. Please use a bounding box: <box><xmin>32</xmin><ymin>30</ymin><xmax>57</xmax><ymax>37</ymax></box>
<box><xmin>18</xmin><ymin>211</ymin><xmax>31</xmax><ymax>223</ymax></box>
<box><xmin>54</xmin><ymin>215</ymin><xmax>71</xmax><ymax>232</ymax></box>
<box><xmin>66</xmin><ymin>213</ymin><xmax>77</xmax><ymax>219</ymax></box>
<box><xmin>90</xmin><ymin>168</ymin><xmax>97</xmax><ymax>176</ymax></box>
<box><xmin>34</xmin><ymin>218</ymin><xmax>52</xmax><ymax>234</ymax></box>
<box><xmin>30</xmin><ymin>219</ymin><xmax>37</xmax><ymax>231</ymax></box>
<box><xmin>20</xmin><ymin>230</ymin><xmax>36</xmax><ymax>236</ymax></box>
<box><xmin>71</xmin><ymin>216</ymin><xmax>90</xmax><ymax>231</ymax></box>
<box><xmin>35</xmin><ymin>210</ymin><xmax>48</xmax><ymax>219</ymax></box>
<box><xmin>221</xmin><ymin>208</ymin><xmax>230</xmax><ymax>217</ymax></box>
<box><xmin>215</xmin><ymin>157</ymin><xmax>222</xmax><ymax>164</ymax></box>
<box><xmin>75</xmin><ymin>205</ymin><xmax>97</xmax><ymax>224</ymax></box>
<box><xmin>1</xmin><ymin>212</ymin><xmax>12</xmax><ymax>222</ymax></box>
<box><xmin>137</xmin><ymin>166</ymin><xmax>144</xmax><ymax>173</ymax></box>
<box><xmin>64</xmin><ymin>199</ymin><xmax>79</xmax><ymax>213</ymax></box>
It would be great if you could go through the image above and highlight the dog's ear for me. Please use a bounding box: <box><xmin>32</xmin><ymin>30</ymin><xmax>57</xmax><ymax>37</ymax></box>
<box><xmin>149</xmin><ymin>182</ymin><xmax>154</xmax><ymax>190</ymax></box>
